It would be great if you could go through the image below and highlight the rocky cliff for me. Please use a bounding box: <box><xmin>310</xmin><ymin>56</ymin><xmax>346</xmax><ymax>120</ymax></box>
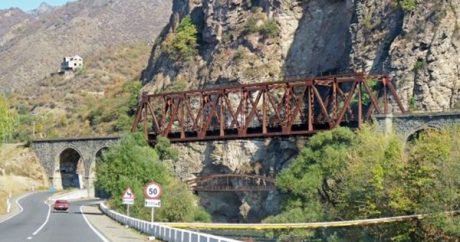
<box><xmin>140</xmin><ymin>0</ymin><xmax>460</xmax><ymax>221</ymax></box>
<box><xmin>172</xmin><ymin>138</ymin><xmax>300</xmax><ymax>222</ymax></box>
<box><xmin>142</xmin><ymin>0</ymin><xmax>460</xmax><ymax>111</ymax></box>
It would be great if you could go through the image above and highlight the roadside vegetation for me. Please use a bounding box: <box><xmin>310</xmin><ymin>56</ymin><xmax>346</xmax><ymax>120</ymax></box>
<box><xmin>0</xmin><ymin>142</ymin><xmax>48</xmax><ymax>215</ymax></box>
<box><xmin>0</xmin><ymin>98</ymin><xmax>48</xmax><ymax>214</ymax></box>
<box><xmin>0</xmin><ymin>96</ymin><xmax>16</xmax><ymax>143</ymax></box>
<box><xmin>264</xmin><ymin>126</ymin><xmax>460</xmax><ymax>241</ymax></box>
<box><xmin>96</xmin><ymin>133</ymin><xmax>211</xmax><ymax>222</ymax></box>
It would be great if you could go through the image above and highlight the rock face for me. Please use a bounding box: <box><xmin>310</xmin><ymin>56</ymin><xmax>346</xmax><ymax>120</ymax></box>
<box><xmin>141</xmin><ymin>0</ymin><xmax>460</xmax><ymax>221</ymax></box>
<box><xmin>172</xmin><ymin>138</ymin><xmax>299</xmax><ymax>222</ymax></box>
<box><xmin>351</xmin><ymin>0</ymin><xmax>460</xmax><ymax>111</ymax></box>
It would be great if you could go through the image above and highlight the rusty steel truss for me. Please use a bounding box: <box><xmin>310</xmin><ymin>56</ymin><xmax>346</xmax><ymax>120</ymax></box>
<box><xmin>132</xmin><ymin>73</ymin><xmax>406</xmax><ymax>143</ymax></box>
<box><xmin>185</xmin><ymin>174</ymin><xmax>276</xmax><ymax>192</ymax></box>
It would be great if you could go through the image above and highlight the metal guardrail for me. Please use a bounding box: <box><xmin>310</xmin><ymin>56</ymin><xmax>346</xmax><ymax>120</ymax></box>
<box><xmin>99</xmin><ymin>203</ymin><xmax>241</xmax><ymax>242</ymax></box>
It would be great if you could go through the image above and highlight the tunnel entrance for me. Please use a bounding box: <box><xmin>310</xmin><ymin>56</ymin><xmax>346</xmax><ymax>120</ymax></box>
<box><xmin>59</xmin><ymin>148</ymin><xmax>84</xmax><ymax>189</ymax></box>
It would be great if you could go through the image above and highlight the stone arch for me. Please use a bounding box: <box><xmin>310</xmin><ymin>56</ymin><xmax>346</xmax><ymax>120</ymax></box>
<box><xmin>92</xmin><ymin>147</ymin><xmax>110</xmax><ymax>198</ymax></box>
<box><xmin>89</xmin><ymin>147</ymin><xmax>110</xmax><ymax>176</ymax></box>
<box><xmin>31</xmin><ymin>137</ymin><xmax>120</xmax><ymax>197</ymax></box>
<box><xmin>405</xmin><ymin>125</ymin><xmax>441</xmax><ymax>143</ymax></box>
<box><xmin>57</xmin><ymin>147</ymin><xmax>85</xmax><ymax>189</ymax></box>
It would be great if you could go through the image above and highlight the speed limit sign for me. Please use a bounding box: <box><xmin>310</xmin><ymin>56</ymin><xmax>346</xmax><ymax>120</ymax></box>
<box><xmin>144</xmin><ymin>181</ymin><xmax>162</xmax><ymax>199</ymax></box>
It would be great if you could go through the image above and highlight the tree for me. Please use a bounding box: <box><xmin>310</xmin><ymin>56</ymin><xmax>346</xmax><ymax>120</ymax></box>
<box><xmin>162</xmin><ymin>16</ymin><xmax>198</xmax><ymax>61</ymax></box>
<box><xmin>265</xmin><ymin>127</ymin><xmax>357</xmax><ymax>241</ymax></box>
<box><xmin>266</xmin><ymin>126</ymin><xmax>460</xmax><ymax>240</ymax></box>
<box><xmin>0</xmin><ymin>96</ymin><xmax>16</xmax><ymax>143</ymax></box>
<box><xmin>404</xmin><ymin>128</ymin><xmax>460</xmax><ymax>240</ymax></box>
<box><xmin>96</xmin><ymin>133</ymin><xmax>210</xmax><ymax>222</ymax></box>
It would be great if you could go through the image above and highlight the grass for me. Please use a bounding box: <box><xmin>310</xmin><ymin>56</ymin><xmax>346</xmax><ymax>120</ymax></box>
<box><xmin>0</xmin><ymin>143</ymin><xmax>48</xmax><ymax>214</ymax></box>
<box><xmin>0</xmin><ymin>191</ymin><xmax>7</xmax><ymax>214</ymax></box>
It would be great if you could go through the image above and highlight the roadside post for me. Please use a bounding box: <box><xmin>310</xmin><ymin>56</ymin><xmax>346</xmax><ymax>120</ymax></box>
<box><xmin>144</xmin><ymin>181</ymin><xmax>162</xmax><ymax>223</ymax></box>
<box><xmin>122</xmin><ymin>187</ymin><xmax>135</xmax><ymax>217</ymax></box>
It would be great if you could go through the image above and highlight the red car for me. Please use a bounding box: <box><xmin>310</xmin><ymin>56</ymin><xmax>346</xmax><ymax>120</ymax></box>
<box><xmin>53</xmin><ymin>200</ymin><xmax>70</xmax><ymax>212</ymax></box>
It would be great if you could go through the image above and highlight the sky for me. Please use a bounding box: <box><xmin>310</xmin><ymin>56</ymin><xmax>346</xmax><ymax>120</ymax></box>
<box><xmin>0</xmin><ymin>0</ymin><xmax>72</xmax><ymax>11</ymax></box>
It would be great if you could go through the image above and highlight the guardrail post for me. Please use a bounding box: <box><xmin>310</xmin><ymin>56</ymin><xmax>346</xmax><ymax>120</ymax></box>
<box><xmin>6</xmin><ymin>192</ymin><xmax>11</xmax><ymax>213</ymax></box>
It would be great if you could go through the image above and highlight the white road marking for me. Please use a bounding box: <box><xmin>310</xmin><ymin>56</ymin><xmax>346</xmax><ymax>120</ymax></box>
<box><xmin>80</xmin><ymin>205</ymin><xmax>110</xmax><ymax>242</ymax></box>
<box><xmin>0</xmin><ymin>192</ymin><xmax>31</xmax><ymax>224</ymax></box>
<box><xmin>27</xmin><ymin>236</ymin><xmax>32</xmax><ymax>240</ymax></box>
<box><xmin>31</xmin><ymin>201</ymin><xmax>51</xmax><ymax>236</ymax></box>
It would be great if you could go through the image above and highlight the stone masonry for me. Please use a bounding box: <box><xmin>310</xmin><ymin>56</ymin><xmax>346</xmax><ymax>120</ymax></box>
<box><xmin>373</xmin><ymin>111</ymin><xmax>460</xmax><ymax>140</ymax></box>
<box><xmin>31</xmin><ymin>137</ymin><xmax>119</xmax><ymax>197</ymax></box>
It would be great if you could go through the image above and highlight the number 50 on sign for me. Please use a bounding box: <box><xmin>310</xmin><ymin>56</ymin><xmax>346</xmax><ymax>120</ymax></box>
<box><xmin>144</xmin><ymin>181</ymin><xmax>162</xmax><ymax>199</ymax></box>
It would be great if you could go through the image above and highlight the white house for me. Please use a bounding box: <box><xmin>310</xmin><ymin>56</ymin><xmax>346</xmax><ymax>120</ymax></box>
<box><xmin>61</xmin><ymin>55</ymin><xmax>83</xmax><ymax>71</ymax></box>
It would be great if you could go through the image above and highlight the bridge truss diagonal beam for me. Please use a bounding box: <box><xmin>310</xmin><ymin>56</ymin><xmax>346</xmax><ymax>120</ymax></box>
<box><xmin>132</xmin><ymin>73</ymin><xmax>406</xmax><ymax>143</ymax></box>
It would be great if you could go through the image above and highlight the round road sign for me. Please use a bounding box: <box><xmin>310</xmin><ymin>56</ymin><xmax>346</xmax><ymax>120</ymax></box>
<box><xmin>144</xmin><ymin>181</ymin><xmax>162</xmax><ymax>199</ymax></box>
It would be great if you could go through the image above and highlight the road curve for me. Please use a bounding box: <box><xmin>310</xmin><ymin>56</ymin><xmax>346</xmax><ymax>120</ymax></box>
<box><xmin>0</xmin><ymin>192</ymin><xmax>107</xmax><ymax>242</ymax></box>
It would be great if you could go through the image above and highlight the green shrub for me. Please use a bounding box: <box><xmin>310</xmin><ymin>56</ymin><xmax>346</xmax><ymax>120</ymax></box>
<box><xmin>243</xmin><ymin>16</ymin><xmax>260</xmax><ymax>35</ymax></box>
<box><xmin>0</xmin><ymin>96</ymin><xmax>17</xmax><ymax>143</ymax></box>
<box><xmin>96</xmin><ymin>133</ymin><xmax>210</xmax><ymax>222</ymax></box>
<box><xmin>395</xmin><ymin>0</ymin><xmax>417</xmax><ymax>11</ymax></box>
<box><xmin>409</xmin><ymin>96</ymin><xmax>417</xmax><ymax>111</ymax></box>
<box><xmin>413</xmin><ymin>59</ymin><xmax>426</xmax><ymax>71</ymax></box>
<box><xmin>243</xmin><ymin>8</ymin><xmax>279</xmax><ymax>39</ymax></box>
<box><xmin>162</xmin><ymin>16</ymin><xmax>198</xmax><ymax>61</ymax></box>
<box><xmin>259</xmin><ymin>19</ymin><xmax>279</xmax><ymax>38</ymax></box>
<box><xmin>164</xmin><ymin>79</ymin><xmax>188</xmax><ymax>92</ymax></box>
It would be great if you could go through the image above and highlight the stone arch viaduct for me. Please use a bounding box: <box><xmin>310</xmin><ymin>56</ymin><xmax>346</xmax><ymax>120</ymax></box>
<box><xmin>31</xmin><ymin>136</ymin><xmax>119</xmax><ymax>197</ymax></box>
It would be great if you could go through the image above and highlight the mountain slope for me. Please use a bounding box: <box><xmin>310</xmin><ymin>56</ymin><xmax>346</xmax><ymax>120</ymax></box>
<box><xmin>0</xmin><ymin>0</ymin><xmax>172</xmax><ymax>93</ymax></box>
<box><xmin>0</xmin><ymin>8</ymin><xmax>34</xmax><ymax>43</ymax></box>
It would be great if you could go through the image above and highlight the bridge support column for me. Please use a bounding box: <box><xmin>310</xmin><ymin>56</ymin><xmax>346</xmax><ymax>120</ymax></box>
<box><xmin>51</xmin><ymin>173</ymin><xmax>63</xmax><ymax>191</ymax></box>
<box><xmin>85</xmin><ymin>176</ymin><xmax>96</xmax><ymax>198</ymax></box>
<box><xmin>373</xmin><ymin>114</ymin><xmax>394</xmax><ymax>134</ymax></box>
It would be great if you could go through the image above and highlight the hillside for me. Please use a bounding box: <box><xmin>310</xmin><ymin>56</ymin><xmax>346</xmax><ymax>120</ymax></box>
<box><xmin>0</xmin><ymin>143</ymin><xmax>47</xmax><ymax>214</ymax></box>
<box><xmin>0</xmin><ymin>0</ymin><xmax>172</xmax><ymax>93</ymax></box>
<box><xmin>11</xmin><ymin>42</ymin><xmax>149</xmax><ymax>139</ymax></box>
<box><xmin>0</xmin><ymin>8</ymin><xmax>34</xmax><ymax>40</ymax></box>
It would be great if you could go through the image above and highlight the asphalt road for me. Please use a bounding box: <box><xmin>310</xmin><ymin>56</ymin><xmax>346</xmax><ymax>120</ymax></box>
<box><xmin>0</xmin><ymin>192</ymin><xmax>107</xmax><ymax>242</ymax></box>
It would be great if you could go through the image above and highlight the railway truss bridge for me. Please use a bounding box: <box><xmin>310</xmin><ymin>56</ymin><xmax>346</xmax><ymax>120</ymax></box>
<box><xmin>131</xmin><ymin>73</ymin><xmax>407</xmax><ymax>143</ymax></box>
